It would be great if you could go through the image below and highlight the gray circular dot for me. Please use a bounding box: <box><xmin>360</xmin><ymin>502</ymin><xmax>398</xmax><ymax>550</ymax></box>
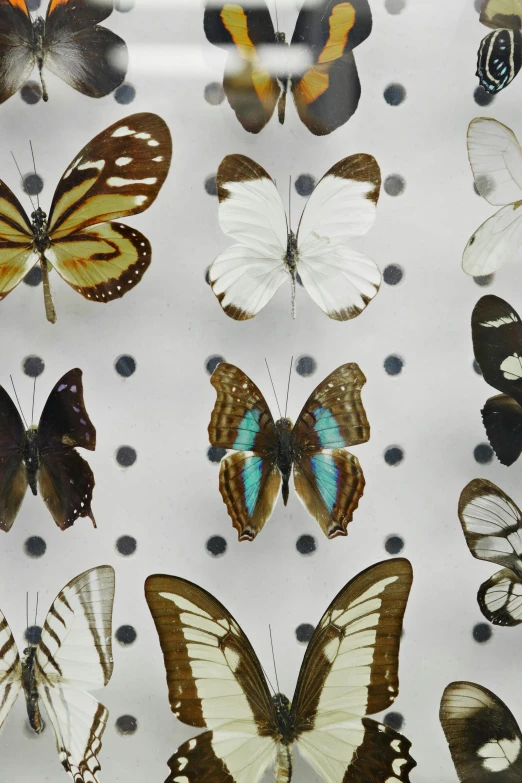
<box><xmin>473</xmin><ymin>622</ymin><xmax>492</xmax><ymax>643</ymax></box>
<box><xmin>205</xmin><ymin>175</ymin><xmax>217</xmax><ymax>196</ymax></box>
<box><xmin>204</xmin><ymin>82</ymin><xmax>225</xmax><ymax>105</ymax></box>
<box><xmin>296</xmin><ymin>534</ymin><xmax>316</xmax><ymax>555</ymax></box>
<box><xmin>23</xmin><ymin>356</ymin><xmax>44</xmax><ymax>377</ymax></box>
<box><xmin>26</xmin><ymin>0</ymin><xmax>41</xmax><ymax>10</ymax></box>
<box><xmin>385</xmin><ymin>534</ymin><xmax>404</xmax><ymax>554</ymax></box>
<box><xmin>384</xmin><ymin>355</ymin><xmax>403</xmax><ymax>376</ymax></box>
<box><xmin>295</xmin><ymin>174</ymin><xmax>316</xmax><ymax>197</ymax></box>
<box><xmin>115</xmin><ymin>355</ymin><xmax>136</xmax><ymax>378</ymax></box>
<box><xmin>115</xmin><ymin>0</ymin><xmax>135</xmax><ymax>10</ymax></box>
<box><xmin>206</xmin><ymin>535</ymin><xmax>227</xmax><ymax>556</ymax></box>
<box><xmin>295</xmin><ymin>356</ymin><xmax>317</xmax><ymax>377</ymax></box>
<box><xmin>24</xmin><ymin>536</ymin><xmax>46</xmax><ymax>558</ymax></box>
<box><xmin>383</xmin><ymin>264</ymin><xmax>404</xmax><ymax>285</ymax></box>
<box><xmin>474</xmin><ymin>274</ymin><xmax>494</xmax><ymax>287</ymax></box>
<box><xmin>383</xmin><ymin>83</ymin><xmax>406</xmax><ymax>106</ymax></box>
<box><xmin>115</xmin><ymin>715</ymin><xmax>137</xmax><ymax>735</ymax></box>
<box><xmin>474</xmin><ymin>443</ymin><xmax>493</xmax><ymax>464</ymax></box>
<box><xmin>116</xmin><ymin>535</ymin><xmax>137</xmax><ymax>556</ymax></box>
<box><xmin>20</xmin><ymin>81</ymin><xmax>42</xmax><ymax>104</ymax></box>
<box><xmin>384</xmin><ymin>174</ymin><xmax>405</xmax><ymax>196</ymax></box>
<box><xmin>24</xmin><ymin>266</ymin><xmax>42</xmax><ymax>287</ymax></box>
<box><xmin>474</xmin><ymin>85</ymin><xmax>495</xmax><ymax>106</ymax></box>
<box><xmin>207</xmin><ymin>446</ymin><xmax>226</xmax><ymax>463</ymax></box>
<box><xmin>385</xmin><ymin>0</ymin><xmax>406</xmax><ymax>13</ymax></box>
<box><xmin>114</xmin><ymin>83</ymin><xmax>136</xmax><ymax>105</ymax></box>
<box><xmin>116</xmin><ymin>446</ymin><xmax>137</xmax><ymax>467</ymax></box>
<box><xmin>205</xmin><ymin>355</ymin><xmax>225</xmax><ymax>374</ymax></box>
<box><xmin>474</xmin><ymin>0</ymin><xmax>481</xmax><ymax>10</ymax></box>
<box><xmin>25</xmin><ymin>625</ymin><xmax>42</xmax><ymax>644</ymax></box>
<box><xmin>383</xmin><ymin>711</ymin><xmax>404</xmax><ymax>730</ymax></box>
<box><xmin>473</xmin><ymin>359</ymin><xmax>483</xmax><ymax>375</ymax></box>
<box><xmin>385</xmin><ymin>446</ymin><xmax>404</xmax><ymax>466</ymax></box>
<box><xmin>296</xmin><ymin>623</ymin><xmax>314</xmax><ymax>643</ymax></box>
<box><xmin>116</xmin><ymin>625</ymin><xmax>137</xmax><ymax>645</ymax></box>
<box><xmin>23</xmin><ymin>173</ymin><xmax>43</xmax><ymax>196</ymax></box>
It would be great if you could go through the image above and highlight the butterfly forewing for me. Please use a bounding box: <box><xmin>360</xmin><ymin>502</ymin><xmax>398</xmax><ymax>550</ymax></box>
<box><xmin>441</xmin><ymin>681</ymin><xmax>522</xmax><ymax>782</ymax></box>
<box><xmin>292</xmin><ymin>559</ymin><xmax>415</xmax><ymax>782</ymax></box>
<box><xmin>145</xmin><ymin>575</ymin><xmax>278</xmax><ymax>782</ymax></box>
<box><xmin>0</xmin><ymin>0</ymin><xmax>33</xmax><ymax>103</ymax></box>
<box><xmin>37</xmin><ymin>368</ymin><xmax>96</xmax><ymax>529</ymax></box>
<box><xmin>35</xmin><ymin>566</ymin><xmax>115</xmax><ymax>783</ymax></box>
<box><xmin>472</xmin><ymin>295</ymin><xmax>522</xmax><ymax>404</ymax></box>
<box><xmin>0</xmin><ymin>179</ymin><xmax>38</xmax><ymax>299</ymax></box>
<box><xmin>0</xmin><ymin>384</ymin><xmax>27</xmax><ymax>531</ymax></box>
<box><xmin>467</xmin><ymin>118</ymin><xmax>522</xmax><ymax>207</ymax></box>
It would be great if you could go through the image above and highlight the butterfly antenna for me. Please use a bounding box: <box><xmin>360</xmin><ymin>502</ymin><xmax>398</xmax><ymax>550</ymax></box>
<box><xmin>10</xmin><ymin>376</ymin><xmax>28</xmax><ymax>429</ymax></box>
<box><xmin>26</xmin><ymin>592</ymin><xmax>29</xmax><ymax>634</ymax></box>
<box><xmin>269</xmin><ymin>625</ymin><xmax>281</xmax><ymax>693</ymax></box>
<box><xmin>274</xmin><ymin>0</ymin><xmax>279</xmax><ymax>31</ymax></box>
<box><xmin>31</xmin><ymin>377</ymin><xmax>36</xmax><ymax>427</ymax></box>
<box><xmin>288</xmin><ymin>175</ymin><xmax>292</xmax><ymax>230</ymax></box>
<box><xmin>260</xmin><ymin>661</ymin><xmax>276</xmax><ymax>696</ymax></box>
<box><xmin>34</xmin><ymin>592</ymin><xmax>39</xmax><ymax>629</ymax></box>
<box><xmin>11</xmin><ymin>151</ymin><xmax>35</xmax><ymax>212</ymax></box>
<box><xmin>284</xmin><ymin>356</ymin><xmax>293</xmax><ymax>419</ymax></box>
<box><xmin>265</xmin><ymin>359</ymin><xmax>282</xmax><ymax>419</ymax></box>
<box><xmin>29</xmin><ymin>141</ymin><xmax>40</xmax><ymax>210</ymax></box>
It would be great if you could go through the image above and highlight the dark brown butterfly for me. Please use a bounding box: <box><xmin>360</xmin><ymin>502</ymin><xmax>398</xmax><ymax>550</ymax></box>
<box><xmin>0</xmin><ymin>112</ymin><xmax>172</xmax><ymax>323</ymax></box>
<box><xmin>0</xmin><ymin>367</ymin><xmax>96</xmax><ymax>531</ymax></box>
<box><xmin>145</xmin><ymin>559</ymin><xmax>415</xmax><ymax>783</ymax></box>
<box><xmin>471</xmin><ymin>294</ymin><xmax>522</xmax><ymax>465</ymax></box>
<box><xmin>208</xmin><ymin>361</ymin><xmax>369</xmax><ymax>541</ymax></box>
<box><xmin>441</xmin><ymin>681</ymin><xmax>522</xmax><ymax>781</ymax></box>
<box><xmin>0</xmin><ymin>0</ymin><xmax>128</xmax><ymax>103</ymax></box>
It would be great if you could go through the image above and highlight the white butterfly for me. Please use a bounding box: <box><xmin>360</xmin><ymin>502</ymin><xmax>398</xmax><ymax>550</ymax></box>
<box><xmin>464</xmin><ymin>116</ymin><xmax>522</xmax><ymax>276</ymax></box>
<box><xmin>209</xmin><ymin>152</ymin><xmax>382</xmax><ymax>320</ymax></box>
<box><xmin>0</xmin><ymin>566</ymin><xmax>115</xmax><ymax>783</ymax></box>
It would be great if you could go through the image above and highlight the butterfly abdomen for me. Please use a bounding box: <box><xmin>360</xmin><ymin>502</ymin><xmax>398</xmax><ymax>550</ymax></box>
<box><xmin>21</xmin><ymin>646</ymin><xmax>44</xmax><ymax>734</ymax></box>
<box><xmin>275</xmin><ymin>419</ymin><xmax>293</xmax><ymax>504</ymax></box>
<box><xmin>23</xmin><ymin>428</ymin><xmax>39</xmax><ymax>496</ymax></box>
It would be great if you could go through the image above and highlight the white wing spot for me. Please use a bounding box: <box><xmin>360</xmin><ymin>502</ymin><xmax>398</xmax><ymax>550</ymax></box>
<box><xmin>188</xmin><ymin>740</ymin><xmax>197</xmax><ymax>751</ymax></box>
<box><xmin>116</xmin><ymin>157</ymin><xmax>133</xmax><ymax>167</ymax></box>
<box><xmin>479</xmin><ymin>737</ymin><xmax>521</xmax><ymax>771</ymax></box>
<box><xmin>112</xmin><ymin>126</ymin><xmax>135</xmax><ymax>137</ymax></box>
<box><xmin>78</xmin><ymin>159</ymin><xmax>105</xmax><ymax>172</ymax></box>
<box><xmin>135</xmin><ymin>196</ymin><xmax>148</xmax><ymax>206</ymax></box>
<box><xmin>501</xmin><ymin>353</ymin><xmax>522</xmax><ymax>380</ymax></box>
<box><xmin>153</xmin><ymin>156</ymin><xmax>164</xmax><ymax>162</ymax></box>
<box><xmin>57</xmin><ymin>384</ymin><xmax>67</xmax><ymax>392</ymax></box>
<box><xmin>135</xmin><ymin>132</ymin><xmax>151</xmax><ymax>139</ymax></box>
<box><xmin>177</xmin><ymin>758</ymin><xmax>188</xmax><ymax>771</ymax></box>
<box><xmin>481</xmin><ymin>314</ymin><xmax>518</xmax><ymax>328</ymax></box>
<box><xmin>107</xmin><ymin>177</ymin><xmax>158</xmax><ymax>187</ymax></box>
<box><xmin>148</xmin><ymin>140</ymin><xmax>160</xmax><ymax>147</ymax></box>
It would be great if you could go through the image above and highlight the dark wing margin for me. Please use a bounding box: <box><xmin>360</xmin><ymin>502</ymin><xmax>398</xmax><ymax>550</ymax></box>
<box><xmin>291</xmin><ymin>0</ymin><xmax>372</xmax><ymax>135</ymax></box>
<box><xmin>204</xmin><ymin>1</ymin><xmax>280</xmax><ymax>133</ymax></box>
<box><xmin>292</xmin><ymin>559</ymin><xmax>415</xmax><ymax>782</ymax></box>
<box><xmin>0</xmin><ymin>383</ymin><xmax>27</xmax><ymax>531</ymax></box>
<box><xmin>44</xmin><ymin>0</ymin><xmax>127</xmax><ymax>98</ymax></box>
<box><xmin>0</xmin><ymin>0</ymin><xmax>33</xmax><ymax>104</ymax></box>
<box><xmin>478</xmin><ymin>567</ymin><xmax>522</xmax><ymax>625</ymax></box>
<box><xmin>37</xmin><ymin>368</ymin><xmax>96</xmax><ymax>530</ymax></box>
<box><xmin>441</xmin><ymin>681</ymin><xmax>522</xmax><ymax>782</ymax></box>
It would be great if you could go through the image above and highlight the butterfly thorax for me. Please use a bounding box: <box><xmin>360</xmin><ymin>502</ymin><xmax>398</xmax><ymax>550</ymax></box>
<box><xmin>284</xmin><ymin>232</ymin><xmax>298</xmax><ymax>275</ymax></box>
<box><xmin>275</xmin><ymin>418</ymin><xmax>293</xmax><ymax>505</ymax></box>
<box><xmin>31</xmin><ymin>16</ymin><xmax>45</xmax><ymax>66</ymax></box>
<box><xmin>31</xmin><ymin>207</ymin><xmax>50</xmax><ymax>255</ymax></box>
<box><xmin>21</xmin><ymin>645</ymin><xmax>44</xmax><ymax>734</ymax></box>
<box><xmin>23</xmin><ymin>427</ymin><xmax>39</xmax><ymax>496</ymax></box>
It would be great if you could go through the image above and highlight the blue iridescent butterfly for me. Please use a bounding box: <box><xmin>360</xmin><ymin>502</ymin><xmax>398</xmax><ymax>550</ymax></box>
<box><xmin>208</xmin><ymin>362</ymin><xmax>369</xmax><ymax>541</ymax></box>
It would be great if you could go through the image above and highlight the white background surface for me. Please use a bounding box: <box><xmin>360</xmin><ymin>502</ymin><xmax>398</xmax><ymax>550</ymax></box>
<box><xmin>0</xmin><ymin>0</ymin><xmax>521</xmax><ymax>781</ymax></box>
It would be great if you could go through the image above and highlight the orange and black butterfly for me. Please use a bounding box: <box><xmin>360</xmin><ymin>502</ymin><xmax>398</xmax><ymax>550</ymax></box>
<box><xmin>204</xmin><ymin>0</ymin><xmax>372</xmax><ymax>135</ymax></box>
<box><xmin>0</xmin><ymin>368</ymin><xmax>96</xmax><ymax>531</ymax></box>
<box><xmin>0</xmin><ymin>112</ymin><xmax>172</xmax><ymax>323</ymax></box>
<box><xmin>0</xmin><ymin>0</ymin><xmax>128</xmax><ymax>103</ymax></box>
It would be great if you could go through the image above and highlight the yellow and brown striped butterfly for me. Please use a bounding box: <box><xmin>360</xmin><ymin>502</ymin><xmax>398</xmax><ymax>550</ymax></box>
<box><xmin>0</xmin><ymin>112</ymin><xmax>172</xmax><ymax>323</ymax></box>
<box><xmin>204</xmin><ymin>0</ymin><xmax>372</xmax><ymax>135</ymax></box>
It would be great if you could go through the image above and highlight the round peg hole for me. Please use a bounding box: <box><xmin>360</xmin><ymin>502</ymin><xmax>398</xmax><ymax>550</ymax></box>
<box><xmin>116</xmin><ymin>446</ymin><xmax>137</xmax><ymax>467</ymax></box>
<box><xmin>24</xmin><ymin>536</ymin><xmax>46</xmax><ymax>558</ymax></box>
<box><xmin>116</xmin><ymin>535</ymin><xmax>137</xmax><ymax>556</ymax></box>
<box><xmin>206</xmin><ymin>535</ymin><xmax>227</xmax><ymax>556</ymax></box>
<box><xmin>295</xmin><ymin>623</ymin><xmax>314</xmax><ymax>643</ymax></box>
<box><xmin>23</xmin><ymin>356</ymin><xmax>44</xmax><ymax>377</ymax></box>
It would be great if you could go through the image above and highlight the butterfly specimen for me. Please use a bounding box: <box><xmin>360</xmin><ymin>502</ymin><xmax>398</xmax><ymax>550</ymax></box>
<box><xmin>0</xmin><ymin>565</ymin><xmax>115</xmax><ymax>783</ymax></box>
<box><xmin>471</xmin><ymin>294</ymin><xmax>522</xmax><ymax>465</ymax></box>
<box><xmin>0</xmin><ymin>0</ymin><xmax>128</xmax><ymax>103</ymax></box>
<box><xmin>208</xmin><ymin>361</ymin><xmax>369</xmax><ymax>541</ymax></box>
<box><xmin>441</xmin><ymin>681</ymin><xmax>522</xmax><ymax>780</ymax></box>
<box><xmin>204</xmin><ymin>0</ymin><xmax>372</xmax><ymax>135</ymax></box>
<box><xmin>463</xmin><ymin>117</ymin><xmax>522</xmax><ymax>277</ymax></box>
<box><xmin>0</xmin><ymin>112</ymin><xmax>171</xmax><ymax>323</ymax></box>
<box><xmin>0</xmin><ymin>367</ymin><xmax>97</xmax><ymax>531</ymax></box>
<box><xmin>145</xmin><ymin>558</ymin><xmax>415</xmax><ymax>783</ymax></box>
<box><xmin>476</xmin><ymin>0</ymin><xmax>522</xmax><ymax>94</ymax></box>
<box><xmin>209</xmin><ymin>153</ymin><xmax>381</xmax><ymax>321</ymax></box>
<box><xmin>459</xmin><ymin>478</ymin><xmax>522</xmax><ymax>625</ymax></box>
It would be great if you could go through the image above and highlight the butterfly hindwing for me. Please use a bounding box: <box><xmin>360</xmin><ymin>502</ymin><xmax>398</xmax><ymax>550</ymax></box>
<box><xmin>37</xmin><ymin>368</ymin><xmax>96</xmax><ymax>530</ymax></box>
<box><xmin>441</xmin><ymin>681</ymin><xmax>522</xmax><ymax>782</ymax></box>
<box><xmin>145</xmin><ymin>575</ymin><xmax>278</xmax><ymax>781</ymax></box>
<box><xmin>204</xmin><ymin>1</ymin><xmax>281</xmax><ymax>134</ymax></box>
<box><xmin>480</xmin><ymin>0</ymin><xmax>522</xmax><ymax>28</ymax></box>
<box><xmin>290</xmin><ymin>0</ymin><xmax>372</xmax><ymax>135</ymax></box>
<box><xmin>43</xmin><ymin>0</ymin><xmax>128</xmax><ymax>98</ymax></box>
<box><xmin>478</xmin><ymin>566</ymin><xmax>522</xmax><ymax>625</ymax></box>
<box><xmin>292</xmin><ymin>559</ymin><xmax>415</xmax><ymax>782</ymax></box>
<box><xmin>0</xmin><ymin>608</ymin><xmax>21</xmax><ymax>730</ymax></box>
<box><xmin>218</xmin><ymin>452</ymin><xmax>281</xmax><ymax>541</ymax></box>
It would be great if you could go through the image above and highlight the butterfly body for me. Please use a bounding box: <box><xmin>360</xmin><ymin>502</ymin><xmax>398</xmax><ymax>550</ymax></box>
<box><xmin>22</xmin><ymin>426</ymin><xmax>39</xmax><ymax>495</ymax></box>
<box><xmin>21</xmin><ymin>645</ymin><xmax>44</xmax><ymax>734</ymax></box>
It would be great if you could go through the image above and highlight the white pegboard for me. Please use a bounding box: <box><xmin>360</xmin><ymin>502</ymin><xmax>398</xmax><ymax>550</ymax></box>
<box><xmin>1</xmin><ymin>0</ymin><xmax>522</xmax><ymax>781</ymax></box>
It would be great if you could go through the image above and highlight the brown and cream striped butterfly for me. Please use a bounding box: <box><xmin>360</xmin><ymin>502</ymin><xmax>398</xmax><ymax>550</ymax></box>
<box><xmin>0</xmin><ymin>565</ymin><xmax>115</xmax><ymax>783</ymax></box>
<box><xmin>145</xmin><ymin>558</ymin><xmax>416</xmax><ymax>783</ymax></box>
<box><xmin>0</xmin><ymin>112</ymin><xmax>172</xmax><ymax>323</ymax></box>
